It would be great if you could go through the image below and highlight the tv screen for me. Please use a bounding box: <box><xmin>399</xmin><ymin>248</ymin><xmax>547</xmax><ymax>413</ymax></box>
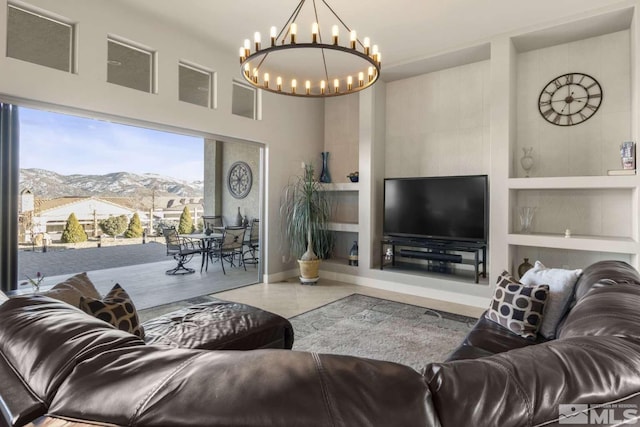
<box><xmin>383</xmin><ymin>175</ymin><xmax>488</xmax><ymax>243</ymax></box>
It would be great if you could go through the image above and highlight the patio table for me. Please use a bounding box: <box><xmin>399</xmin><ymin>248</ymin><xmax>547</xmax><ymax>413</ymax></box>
<box><xmin>180</xmin><ymin>233</ymin><xmax>223</xmax><ymax>272</ymax></box>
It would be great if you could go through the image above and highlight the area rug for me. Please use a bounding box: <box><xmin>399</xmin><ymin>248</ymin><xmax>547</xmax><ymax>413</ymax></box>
<box><xmin>290</xmin><ymin>294</ymin><xmax>477</xmax><ymax>371</ymax></box>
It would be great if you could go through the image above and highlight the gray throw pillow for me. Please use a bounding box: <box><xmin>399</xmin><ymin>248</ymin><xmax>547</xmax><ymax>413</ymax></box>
<box><xmin>520</xmin><ymin>261</ymin><xmax>582</xmax><ymax>339</ymax></box>
<box><xmin>485</xmin><ymin>271</ymin><xmax>549</xmax><ymax>340</ymax></box>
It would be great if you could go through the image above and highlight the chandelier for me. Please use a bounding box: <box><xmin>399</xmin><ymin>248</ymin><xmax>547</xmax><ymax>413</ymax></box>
<box><xmin>239</xmin><ymin>0</ymin><xmax>381</xmax><ymax>98</ymax></box>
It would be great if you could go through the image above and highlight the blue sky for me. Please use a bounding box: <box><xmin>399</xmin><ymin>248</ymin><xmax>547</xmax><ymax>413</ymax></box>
<box><xmin>19</xmin><ymin>107</ymin><xmax>204</xmax><ymax>182</ymax></box>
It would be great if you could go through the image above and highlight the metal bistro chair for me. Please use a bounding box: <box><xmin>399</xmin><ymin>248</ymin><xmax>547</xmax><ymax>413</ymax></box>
<box><xmin>210</xmin><ymin>226</ymin><xmax>246</xmax><ymax>275</ymax></box>
<box><xmin>202</xmin><ymin>215</ymin><xmax>224</xmax><ymax>234</ymax></box>
<box><xmin>243</xmin><ymin>219</ymin><xmax>260</xmax><ymax>267</ymax></box>
<box><xmin>162</xmin><ymin>226</ymin><xmax>201</xmax><ymax>275</ymax></box>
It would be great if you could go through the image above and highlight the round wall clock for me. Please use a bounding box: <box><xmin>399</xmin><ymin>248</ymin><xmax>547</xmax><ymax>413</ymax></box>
<box><xmin>227</xmin><ymin>161</ymin><xmax>252</xmax><ymax>199</ymax></box>
<box><xmin>538</xmin><ymin>72</ymin><xmax>603</xmax><ymax>126</ymax></box>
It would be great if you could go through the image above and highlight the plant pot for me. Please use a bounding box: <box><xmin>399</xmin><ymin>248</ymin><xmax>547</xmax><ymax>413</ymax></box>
<box><xmin>298</xmin><ymin>259</ymin><xmax>321</xmax><ymax>284</ymax></box>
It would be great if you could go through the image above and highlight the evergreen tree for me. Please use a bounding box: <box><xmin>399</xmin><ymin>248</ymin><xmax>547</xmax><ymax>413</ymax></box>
<box><xmin>178</xmin><ymin>206</ymin><xmax>194</xmax><ymax>234</ymax></box>
<box><xmin>124</xmin><ymin>213</ymin><xmax>144</xmax><ymax>238</ymax></box>
<box><xmin>99</xmin><ymin>215</ymin><xmax>129</xmax><ymax>238</ymax></box>
<box><xmin>61</xmin><ymin>213</ymin><xmax>87</xmax><ymax>243</ymax></box>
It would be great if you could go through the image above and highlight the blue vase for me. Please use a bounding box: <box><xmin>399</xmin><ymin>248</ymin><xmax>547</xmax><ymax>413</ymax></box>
<box><xmin>320</xmin><ymin>152</ymin><xmax>331</xmax><ymax>183</ymax></box>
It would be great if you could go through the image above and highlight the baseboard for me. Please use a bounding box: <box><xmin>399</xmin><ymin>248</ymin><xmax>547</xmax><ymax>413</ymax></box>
<box><xmin>319</xmin><ymin>270</ymin><xmax>490</xmax><ymax>309</ymax></box>
<box><xmin>264</xmin><ymin>268</ymin><xmax>299</xmax><ymax>284</ymax></box>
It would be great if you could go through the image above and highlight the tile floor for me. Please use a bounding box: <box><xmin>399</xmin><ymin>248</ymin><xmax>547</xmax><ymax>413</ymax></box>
<box><xmin>215</xmin><ymin>277</ymin><xmax>485</xmax><ymax>319</ymax></box>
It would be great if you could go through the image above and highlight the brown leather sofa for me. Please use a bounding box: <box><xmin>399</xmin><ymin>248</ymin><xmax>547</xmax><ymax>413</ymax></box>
<box><xmin>1</xmin><ymin>260</ymin><xmax>639</xmax><ymax>427</ymax></box>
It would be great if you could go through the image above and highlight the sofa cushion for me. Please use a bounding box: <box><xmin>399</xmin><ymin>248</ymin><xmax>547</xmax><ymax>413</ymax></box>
<box><xmin>42</xmin><ymin>272</ymin><xmax>101</xmax><ymax>308</ymax></box>
<box><xmin>571</xmin><ymin>260</ymin><xmax>640</xmax><ymax>304</ymax></box>
<box><xmin>485</xmin><ymin>271</ymin><xmax>549</xmax><ymax>339</ymax></box>
<box><xmin>425</xmin><ymin>335</ymin><xmax>640</xmax><ymax>427</ymax></box>
<box><xmin>520</xmin><ymin>261</ymin><xmax>581</xmax><ymax>339</ymax></box>
<box><xmin>49</xmin><ymin>346</ymin><xmax>435</xmax><ymax>427</ymax></box>
<box><xmin>0</xmin><ymin>296</ymin><xmax>144</xmax><ymax>426</ymax></box>
<box><xmin>446</xmin><ymin>314</ymin><xmax>542</xmax><ymax>361</ymax></box>
<box><xmin>80</xmin><ymin>284</ymin><xmax>145</xmax><ymax>338</ymax></box>
<box><xmin>558</xmin><ymin>281</ymin><xmax>640</xmax><ymax>339</ymax></box>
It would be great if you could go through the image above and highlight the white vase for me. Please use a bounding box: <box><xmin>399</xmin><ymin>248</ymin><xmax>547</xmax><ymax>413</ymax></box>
<box><xmin>520</xmin><ymin>147</ymin><xmax>534</xmax><ymax>177</ymax></box>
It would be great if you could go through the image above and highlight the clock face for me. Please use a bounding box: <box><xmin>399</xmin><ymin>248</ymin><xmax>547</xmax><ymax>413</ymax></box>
<box><xmin>227</xmin><ymin>161</ymin><xmax>252</xmax><ymax>199</ymax></box>
<box><xmin>538</xmin><ymin>73</ymin><xmax>603</xmax><ymax>126</ymax></box>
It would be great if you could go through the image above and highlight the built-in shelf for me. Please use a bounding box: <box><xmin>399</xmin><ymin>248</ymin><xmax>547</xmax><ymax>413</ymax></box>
<box><xmin>318</xmin><ymin>182</ymin><xmax>359</xmax><ymax>191</ymax></box>
<box><xmin>507</xmin><ymin>233</ymin><xmax>637</xmax><ymax>254</ymax></box>
<box><xmin>327</xmin><ymin>222</ymin><xmax>359</xmax><ymax>232</ymax></box>
<box><xmin>508</xmin><ymin>175</ymin><xmax>638</xmax><ymax>190</ymax></box>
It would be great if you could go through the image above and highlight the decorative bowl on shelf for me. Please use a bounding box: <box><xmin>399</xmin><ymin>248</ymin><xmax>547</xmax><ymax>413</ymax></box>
<box><xmin>347</xmin><ymin>171</ymin><xmax>359</xmax><ymax>182</ymax></box>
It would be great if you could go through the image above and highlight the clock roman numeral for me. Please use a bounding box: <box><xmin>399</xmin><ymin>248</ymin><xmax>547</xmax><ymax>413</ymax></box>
<box><xmin>565</xmin><ymin>74</ymin><xmax>574</xmax><ymax>84</ymax></box>
<box><xmin>540</xmin><ymin>100</ymin><xmax>551</xmax><ymax>106</ymax></box>
<box><xmin>554</xmin><ymin>79</ymin><xmax>562</xmax><ymax>89</ymax></box>
<box><xmin>566</xmin><ymin>115</ymin><xmax>573</xmax><ymax>125</ymax></box>
<box><xmin>588</xmin><ymin>93</ymin><xmax>602</xmax><ymax>99</ymax></box>
<box><xmin>585</xmin><ymin>103</ymin><xmax>598</xmax><ymax>111</ymax></box>
<box><xmin>542</xmin><ymin>108</ymin><xmax>554</xmax><ymax>118</ymax></box>
<box><xmin>553</xmin><ymin>114</ymin><xmax>562</xmax><ymax>124</ymax></box>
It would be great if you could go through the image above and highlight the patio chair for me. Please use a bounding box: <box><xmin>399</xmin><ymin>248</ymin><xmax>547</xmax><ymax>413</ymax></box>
<box><xmin>162</xmin><ymin>226</ymin><xmax>201</xmax><ymax>275</ymax></box>
<box><xmin>210</xmin><ymin>226</ymin><xmax>246</xmax><ymax>275</ymax></box>
<box><xmin>243</xmin><ymin>219</ymin><xmax>260</xmax><ymax>267</ymax></box>
<box><xmin>202</xmin><ymin>215</ymin><xmax>224</xmax><ymax>234</ymax></box>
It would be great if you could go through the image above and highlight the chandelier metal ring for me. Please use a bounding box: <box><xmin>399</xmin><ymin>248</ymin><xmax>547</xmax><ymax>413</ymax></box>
<box><xmin>239</xmin><ymin>0</ymin><xmax>382</xmax><ymax>98</ymax></box>
<box><xmin>240</xmin><ymin>43</ymin><xmax>381</xmax><ymax>98</ymax></box>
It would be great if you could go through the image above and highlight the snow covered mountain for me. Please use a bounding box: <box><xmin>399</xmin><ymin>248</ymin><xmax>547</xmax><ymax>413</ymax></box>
<box><xmin>20</xmin><ymin>168</ymin><xmax>204</xmax><ymax>199</ymax></box>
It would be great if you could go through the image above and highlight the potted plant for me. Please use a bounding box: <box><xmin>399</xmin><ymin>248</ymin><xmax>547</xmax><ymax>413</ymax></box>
<box><xmin>281</xmin><ymin>163</ymin><xmax>332</xmax><ymax>283</ymax></box>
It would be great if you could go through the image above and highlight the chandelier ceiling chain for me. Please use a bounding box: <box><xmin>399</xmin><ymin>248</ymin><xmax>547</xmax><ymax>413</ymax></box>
<box><xmin>239</xmin><ymin>0</ymin><xmax>381</xmax><ymax>98</ymax></box>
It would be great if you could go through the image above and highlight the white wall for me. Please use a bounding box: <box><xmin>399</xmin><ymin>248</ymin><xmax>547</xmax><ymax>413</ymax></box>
<box><xmin>385</xmin><ymin>60</ymin><xmax>491</xmax><ymax>178</ymax></box>
<box><xmin>515</xmin><ymin>30</ymin><xmax>631</xmax><ymax>178</ymax></box>
<box><xmin>0</xmin><ymin>0</ymin><xmax>325</xmax><ymax>279</ymax></box>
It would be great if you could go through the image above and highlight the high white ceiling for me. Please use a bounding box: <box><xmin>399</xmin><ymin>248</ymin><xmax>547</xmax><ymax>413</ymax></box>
<box><xmin>118</xmin><ymin>0</ymin><xmax>628</xmax><ymax>79</ymax></box>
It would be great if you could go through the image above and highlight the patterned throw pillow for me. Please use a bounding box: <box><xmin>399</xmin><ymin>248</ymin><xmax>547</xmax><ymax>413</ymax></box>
<box><xmin>485</xmin><ymin>271</ymin><xmax>549</xmax><ymax>340</ymax></box>
<box><xmin>79</xmin><ymin>284</ymin><xmax>144</xmax><ymax>338</ymax></box>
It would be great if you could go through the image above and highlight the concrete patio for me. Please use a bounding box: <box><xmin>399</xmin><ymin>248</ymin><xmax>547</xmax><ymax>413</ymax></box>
<box><xmin>16</xmin><ymin>243</ymin><xmax>261</xmax><ymax>309</ymax></box>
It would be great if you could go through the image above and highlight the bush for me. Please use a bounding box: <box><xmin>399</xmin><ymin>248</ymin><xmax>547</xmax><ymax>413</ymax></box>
<box><xmin>124</xmin><ymin>213</ymin><xmax>144</xmax><ymax>238</ymax></box>
<box><xmin>99</xmin><ymin>215</ymin><xmax>128</xmax><ymax>238</ymax></box>
<box><xmin>178</xmin><ymin>206</ymin><xmax>194</xmax><ymax>234</ymax></box>
<box><xmin>60</xmin><ymin>213</ymin><xmax>87</xmax><ymax>243</ymax></box>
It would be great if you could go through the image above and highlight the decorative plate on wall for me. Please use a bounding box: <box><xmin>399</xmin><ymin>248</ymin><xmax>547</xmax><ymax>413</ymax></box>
<box><xmin>227</xmin><ymin>161</ymin><xmax>252</xmax><ymax>199</ymax></box>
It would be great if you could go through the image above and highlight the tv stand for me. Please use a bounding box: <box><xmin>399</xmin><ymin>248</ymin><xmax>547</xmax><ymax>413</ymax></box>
<box><xmin>380</xmin><ymin>238</ymin><xmax>486</xmax><ymax>283</ymax></box>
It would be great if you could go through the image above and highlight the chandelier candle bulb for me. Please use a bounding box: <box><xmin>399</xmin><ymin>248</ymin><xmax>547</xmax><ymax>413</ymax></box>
<box><xmin>334</xmin><ymin>78</ymin><xmax>339</xmax><ymax>93</ymax></box>
<box><xmin>252</xmin><ymin>68</ymin><xmax>258</xmax><ymax>83</ymax></box>
<box><xmin>291</xmin><ymin>79</ymin><xmax>297</xmax><ymax>94</ymax></box>
<box><xmin>347</xmin><ymin>75</ymin><xmax>353</xmax><ymax>91</ymax></box>
<box><xmin>332</xmin><ymin>25</ymin><xmax>339</xmax><ymax>45</ymax></box>
<box><xmin>350</xmin><ymin>30</ymin><xmax>357</xmax><ymax>49</ymax></box>
<box><xmin>312</xmin><ymin>22</ymin><xmax>318</xmax><ymax>43</ymax></box>
<box><xmin>254</xmin><ymin>32</ymin><xmax>261</xmax><ymax>51</ymax></box>
<box><xmin>277</xmin><ymin>76</ymin><xmax>282</xmax><ymax>91</ymax></box>
<box><xmin>358</xmin><ymin>72</ymin><xmax>364</xmax><ymax>86</ymax></box>
<box><xmin>320</xmin><ymin>80</ymin><xmax>326</xmax><ymax>94</ymax></box>
<box><xmin>368</xmin><ymin>66</ymin><xmax>374</xmax><ymax>82</ymax></box>
<box><xmin>244</xmin><ymin>39</ymin><xmax>251</xmax><ymax>57</ymax></box>
<box><xmin>290</xmin><ymin>23</ymin><xmax>297</xmax><ymax>44</ymax></box>
<box><xmin>244</xmin><ymin>63</ymin><xmax>250</xmax><ymax>77</ymax></box>
<box><xmin>239</xmin><ymin>47</ymin><xmax>245</xmax><ymax>63</ymax></box>
<box><xmin>305</xmin><ymin>80</ymin><xmax>311</xmax><ymax>95</ymax></box>
<box><xmin>270</xmin><ymin>26</ymin><xmax>277</xmax><ymax>46</ymax></box>
<box><xmin>364</xmin><ymin>37</ymin><xmax>370</xmax><ymax>55</ymax></box>
<box><xmin>263</xmin><ymin>73</ymin><xmax>269</xmax><ymax>88</ymax></box>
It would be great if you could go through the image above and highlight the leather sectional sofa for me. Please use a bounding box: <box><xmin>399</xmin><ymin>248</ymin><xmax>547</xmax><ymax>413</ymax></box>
<box><xmin>1</xmin><ymin>260</ymin><xmax>640</xmax><ymax>427</ymax></box>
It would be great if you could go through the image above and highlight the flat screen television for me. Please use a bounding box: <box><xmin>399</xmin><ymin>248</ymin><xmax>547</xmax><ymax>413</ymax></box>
<box><xmin>383</xmin><ymin>175</ymin><xmax>488</xmax><ymax>243</ymax></box>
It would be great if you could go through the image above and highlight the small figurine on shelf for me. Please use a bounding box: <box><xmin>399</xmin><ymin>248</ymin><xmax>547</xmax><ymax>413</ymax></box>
<box><xmin>347</xmin><ymin>171</ymin><xmax>359</xmax><ymax>182</ymax></box>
